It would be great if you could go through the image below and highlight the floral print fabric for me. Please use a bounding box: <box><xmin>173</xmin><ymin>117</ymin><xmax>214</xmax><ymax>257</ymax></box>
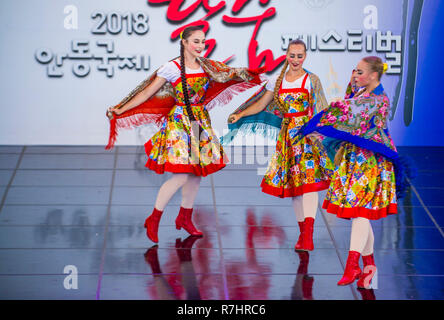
<box><xmin>261</xmin><ymin>83</ymin><xmax>334</xmax><ymax>198</ymax></box>
<box><xmin>145</xmin><ymin>68</ymin><xmax>228</xmax><ymax>177</ymax></box>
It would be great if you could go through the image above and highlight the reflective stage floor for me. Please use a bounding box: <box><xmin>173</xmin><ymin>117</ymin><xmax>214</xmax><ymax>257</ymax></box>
<box><xmin>0</xmin><ymin>145</ymin><xmax>443</xmax><ymax>300</ymax></box>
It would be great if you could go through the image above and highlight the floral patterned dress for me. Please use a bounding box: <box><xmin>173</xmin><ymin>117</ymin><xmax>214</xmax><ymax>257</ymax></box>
<box><xmin>144</xmin><ymin>61</ymin><xmax>228</xmax><ymax>176</ymax></box>
<box><xmin>261</xmin><ymin>73</ymin><xmax>334</xmax><ymax>198</ymax></box>
<box><xmin>320</xmin><ymin>84</ymin><xmax>398</xmax><ymax>219</ymax></box>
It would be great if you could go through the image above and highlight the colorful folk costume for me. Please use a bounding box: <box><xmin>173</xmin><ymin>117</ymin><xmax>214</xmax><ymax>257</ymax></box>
<box><xmin>106</xmin><ymin>56</ymin><xmax>265</xmax><ymax>241</ymax></box>
<box><xmin>300</xmin><ymin>83</ymin><xmax>400</xmax><ymax>218</ymax></box>
<box><xmin>106</xmin><ymin>57</ymin><xmax>264</xmax><ymax>169</ymax></box>
<box><xmin>223</xmin><ymin>69</ymin><xmax>334</xmax><ymax>251</ymax></box>
<box><xmin>295</xmin><ymin>81</ymin><xmax>411</xmax><ymax>287</ymax></box>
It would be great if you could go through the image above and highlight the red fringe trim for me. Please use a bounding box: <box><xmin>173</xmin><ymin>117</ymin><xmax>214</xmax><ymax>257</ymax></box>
<box><xmin>105</xmin><ymin>117</ymin><xmax>117</xmax><ymax>150</ymax></box>
<box><xmin>105</xmin><ymin>67</ymin><xmax>265</xmax><ymax>150</ymax></box>
<box><xmin>105</xmin><ymin>96</ymin><xmax>175</xmax><ymax>150</ymax></box>
<box><xmin>322</xmin><ymin>199</ymin><xmax>398</xmax><ymax>220</ymax></box>
<box><xmin>144</xmin><ymin>140</ymin><xmax>227</xmax><ymax>177</ymax></box>
<box><xmin>204</xmin><ymin>69</ymin><xmax>265</xmax><ymax>111</ymax></box>
<box><xmin>260</xmin><ymin>180</ymin><xmax>331</xmax><ymax>198</ymax></box>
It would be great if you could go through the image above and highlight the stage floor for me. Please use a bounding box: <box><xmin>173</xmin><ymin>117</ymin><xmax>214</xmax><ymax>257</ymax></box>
<box><xmin>0</xmin><ymin>145</ymin><xmax>443</xmax><ymax>300</ymax></box>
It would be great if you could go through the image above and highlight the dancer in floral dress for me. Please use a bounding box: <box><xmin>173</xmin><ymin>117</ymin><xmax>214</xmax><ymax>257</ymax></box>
<box><xmin>228</xmin><ymin>40</ymin><xmax>333</xmax><ymax>251</ymax></box>
<box><xmin>106</xmin><ymin>26</ymin><xmax>264</xmax><ymax>243</ymax></box>
<box><xmin>295</xmin><ymin>56</ymin><xmax>407</xmax><ymax>287</ymax></box>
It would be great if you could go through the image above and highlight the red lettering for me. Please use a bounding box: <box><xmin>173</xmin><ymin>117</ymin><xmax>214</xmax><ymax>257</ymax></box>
<box><xmin>223</xmin><ymin>7</ymin><xmax>285</xmax><ymax>71</ymax></box>
<box><xmin>203</xmin><ymin>38</ymin><xmax>216</xmax><ymax>58</ymax></box>
<box><xmin>171</xmin><ymin>20</ymin><xmax>209</xmax><ymax>39</ymax></box>
<box><xmin>148</xmin><ymin>0</ymin><xmax>283</xmax><ymax>69</ymax></box>
<box><xmin>147</xmin><ymin>0</ymin><xmax>226</xmax><ymax>22</ymax></box>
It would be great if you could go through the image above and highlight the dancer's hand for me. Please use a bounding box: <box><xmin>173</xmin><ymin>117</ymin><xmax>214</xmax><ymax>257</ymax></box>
<box><xmin>106</xmin><ymin>106</ymin><xmax>121</xmax><ymax>119</ymax></box>
<box><xmin>307</xmin><ymin>132</ymin><xmax>322</xmax><ymax>141</ymax></box>
<box><xmin>334</xmin><ymin>143</ymin><xmax>346</xmax><ymax>167</ymax></box>
<box><xmin>106</xmin><ymin>107</ymin><xmax>114</xmax><ymax>119</ymax></box>
<box><xmin>350</xmin><ymin>69</ymin><xmax>357</xmax><ymax>86</ymax></box>
<box><xmin>228</xmin><ymin>113</ymin><xmax>242</xmax><ymax>124</ymax></box>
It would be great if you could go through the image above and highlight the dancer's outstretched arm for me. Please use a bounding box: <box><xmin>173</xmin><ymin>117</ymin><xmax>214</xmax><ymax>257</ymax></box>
<box><xmin>108</xmin><ymin>76</ymin><xmax>167</xmax><ymax>116</ymax></box>
<box><xmin>228</xmin><ymin>90</ymin><xmax>274</xmax><ymax>124</ymax></box>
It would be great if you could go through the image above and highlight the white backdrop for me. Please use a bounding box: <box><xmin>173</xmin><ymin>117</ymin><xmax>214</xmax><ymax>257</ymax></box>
<box><xmin>0</xmin><ymin>0</ymin><xmax>417</xmax><ymax>146</ymax></box>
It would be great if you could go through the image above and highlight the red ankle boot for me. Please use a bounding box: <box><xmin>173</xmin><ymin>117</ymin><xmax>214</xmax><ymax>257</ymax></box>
<box><xmin>294</xmin><ymin>221</ymin><xmax>305</xmax><ymax>251</ymax></box>
<box><xmin>144</xmin><ymin>208</ymin><xmax>163</xmax><ymax>243</ymax></box>
<box><xmin>176</xmin><ymin>235</ymin><xmax>201</xmax><ymax>262</ymax></box>
<box><xmin>175</xmin><ymin>207</ymin><xmax>203</xmax><ymax>237</ymax></box>
<box><xmin>357</xmin><ymin>287</ymin><xmax>376</xmax><ymax>300</ymax></box>
<box><xmin>357</xmin><ymin>254</ymin><xmax>376</xmax><ymax>288</ymax></box>
<box><xmin>297</xmin><ymin>251</ymin><xmax>310</xmax><ymax>274</ymax></box>
<box><xmin>302</xmin><ymin>275</ymin><xmax>314</xmax><ymax>300</ymax></box>
<box><xmin>144</xmin><ymin>245</ymin><xmax>161</xmax><ymax>273</ymax></box>
<box><xmin>337</xmin><ymin>251</ymin><xmax>362</xmax><ymax>286</ymax></box>
<box><xmin>302</xmin><ymin>217</ymin><xmax>315</xmax><ymax>251</ymax></box>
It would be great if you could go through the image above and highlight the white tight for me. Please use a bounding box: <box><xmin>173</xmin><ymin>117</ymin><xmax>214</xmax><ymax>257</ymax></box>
<box><xmin>154</xmin><ymin>173</ymin><xmax>202</xmax><ymax>211</ymax></box>
<box><xmin>349</xmin><ymin>217</ymin><xmax>375</xmax><ymax>256</ymax></box>
<box><xmin>292</xmin><ymin>192</ymin><xmax>319</xmax><ymax>222</ymax></box>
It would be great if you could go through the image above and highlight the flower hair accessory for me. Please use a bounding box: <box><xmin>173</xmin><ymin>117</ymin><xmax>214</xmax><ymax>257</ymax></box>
<box><xmin>383</xmin><ymin>63</ymin><xmax>388</xmax><ymax>74</ymax></box>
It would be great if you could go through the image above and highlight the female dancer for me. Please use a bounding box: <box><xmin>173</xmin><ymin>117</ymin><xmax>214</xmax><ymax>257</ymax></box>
<box><xmin>228</xmin><ymin>40</ymin><xmax>333</xmax><ymax>251</ymax></box>
<box><xmin>295</xmin><ymin>56</ymin><xmax>404</xmax><ymax>287</ymax></box>
<box><xmin>106</xmin><ymin>26</ymin><xmax>264</xmax><ymax>243</ymax></box>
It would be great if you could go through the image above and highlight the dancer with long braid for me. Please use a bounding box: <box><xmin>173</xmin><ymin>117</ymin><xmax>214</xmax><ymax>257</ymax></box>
<box><xmin>106</xmin><ymin>26</ymin><xmax>264</xmax><ymax>242</ymax></box>
<box><xmin>227</xmin><ymin>40</ymin><xmax>333</xmax><ymax>251</ymax></box>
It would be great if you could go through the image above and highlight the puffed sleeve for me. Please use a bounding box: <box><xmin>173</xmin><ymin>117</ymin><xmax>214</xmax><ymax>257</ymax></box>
<box><xmin>156</xmin><ymin>61</ymin><xmax>179</xmax><ymax>83</ymax></box>
<box><xmin>265</xmin><ymin>74</ymin><xmax>278</xmax><ymax>92</ymax></box>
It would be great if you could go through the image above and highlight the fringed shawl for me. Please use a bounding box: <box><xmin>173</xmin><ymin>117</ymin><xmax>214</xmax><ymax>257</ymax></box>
<box><xmin>296</xmin><ymin>83</ymin><xmax>412</xmax><ymax>198</ymax></box>
<box><xmin>105</xmin><ymin>57</ymin><xmax>266</xmax><ymax>149</ymax></box>
<box><xmin>220</xmin><ymin>69</ymin><xmax>328</xmax><ymax>144</ymax></box>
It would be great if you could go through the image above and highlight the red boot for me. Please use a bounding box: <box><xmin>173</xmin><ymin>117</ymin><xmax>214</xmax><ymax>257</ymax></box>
<box><xmin>357</xmin><ymin>254</ymin><xmax>376</xmax><ymax>288</ymax></box>
<box><xmin>297</xmin><ymin>251</ymin><xmax>310</xmax><ymax>274</ymax></box>
<box><xmin>296</xmin><ymin>250</ymin><xmax>314</xmax><ymax>300</ymax></box>
<box><xmin>294</xmin><ymin>221</ymin><xmax>305</xmax><ymax>251</ymax></box>
<box><xmin>357</xmin><ymin>287</ymin><xmax>376</xmax><ymax>300</ymax></box>
<box><xmin>175</xmin><ymin>207</ymin><xmax>203</xmax><ymax>237</ymax></box>
<box><xmin>337</xmin><ymin>251</ymin><xmax>362</xmax><ymax>286</ymax></box>
<box><xmin>176</xmin><ymin>235</ymin><xmax>201</xmax><ymax>262</ymax></box>
<box><xmin>144</xmin><ymin>245</ymin><xmax>161</xmax><ymax>274</ymax></box>
<box><xmin>302</xmin><ymin>275</ymin><xmax>314</xmax><ymax>300</ymax></box>
<box><xmin>302</xmin><ymin>217</ymin><xmax>315</xmax><ymax>251</ymax></box>
<box><xmin>144</xmin><ymin>208</ymin><xmax>163</xmax><ymax>243</ymax></box>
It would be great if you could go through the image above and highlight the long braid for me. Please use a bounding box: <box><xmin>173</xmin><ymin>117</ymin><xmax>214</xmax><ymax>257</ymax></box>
<box><xmin>275</xmin><ymin>39</ymin><xmax>307</xmax><ymax>133</ymax></box>
<box><xmin>180</xmin><ymin>42</ymin><xmax>196</xmax><ymax>123</ymax></box>
<box><xmin>274</xmin><ymin>60</ymin><xmax>289</xmax><ymax>114</ymax></box>
<box><xmin>179</xmin><ymin>25</ymin><xmax>205</xmax><ymax>141</ymax></box>
<box><xmin>275</xmin><ymin>39</ymin><xmax>307</xmax><ymax>114</ymax></box>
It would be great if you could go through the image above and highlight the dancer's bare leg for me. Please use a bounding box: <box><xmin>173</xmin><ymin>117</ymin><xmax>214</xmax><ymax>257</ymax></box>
<box><xmin>292</xmin><ymin>196</ymin><xmax>304</xmax><ymax>222</ymax></box>
<box><xmin>350</xmin><ymin>217</ymin><xmax>371</xmax><ymax>253</ymax></box>
<box><xmin>302</xmin><ymin>192</ymin><xmax>318</xmax><ymax>219</ymax></box>
<box><xmin>181</xmin><ymin>175</ymin><xmax>202</xmax><ymax>209</ymax></box>
<box><xmin>361</xmin><ymin>222</ymin><xmax>375</xmax><ymax>256</ymax></box>
<box><xmin>154</xmin><ymin>173</ymin><xmax>190</xmax><ymax>211</ymax></box>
